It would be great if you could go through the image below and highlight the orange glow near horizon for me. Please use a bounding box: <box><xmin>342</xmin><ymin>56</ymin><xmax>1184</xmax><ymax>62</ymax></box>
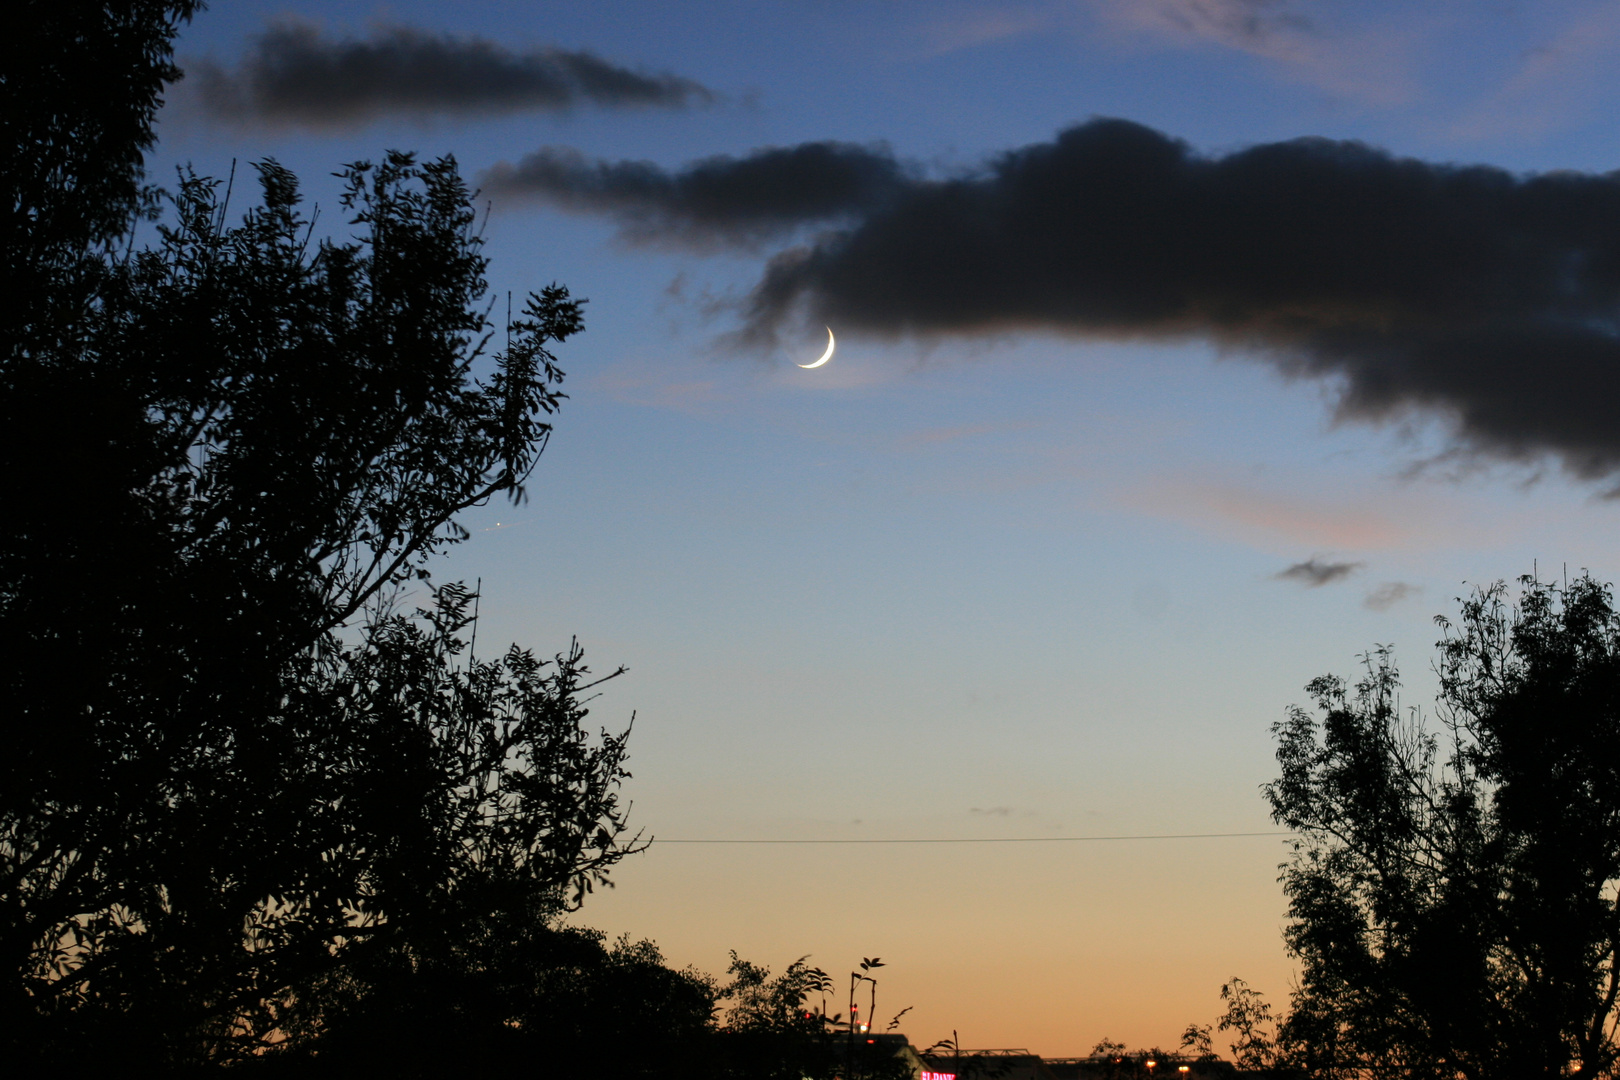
<box><xmin>578</xmin><ymin>832</ymin><xmax>1295</xmax><ymax>1057</ymax></box>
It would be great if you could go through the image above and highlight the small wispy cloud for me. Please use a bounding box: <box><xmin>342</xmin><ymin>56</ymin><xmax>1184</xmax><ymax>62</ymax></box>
<box><xmin>1109</xmin><ymin>0</ymin><xmax>1316</xmax><ymax>55</ymax></box>
<box><xmin>1087</xmin><ymin>0</ymin><xmax>1418</xmax><ymax>105</ymax></box>
<box><xmin>593</xmin><ymin>370</ymin><xmax>726</xmax><ymax>415</ymax></box>
<box><xmin>1364</xmin><ymin>581</ymin><xmax>1420</xmax><ymax>611</ymax></box>
<box><xmin>916</xmin><ymin>8</ymin><xmax>1058</xmax><ymax>56</ymax></box>
<box><xmin>1275</xmin><ymin>556</ymin><xmax>1363</xmax><ymax>587</ymax></box>
<box><xmin>899</xmin><ymin>423</ymin><xmax>999</xmax><ymax>448</ymax></box>
<box><xmin>1123</xmin><ymin>478</ymin><xmax>1412</xmax><ymax>551</ymax></box>
<box><xmin>970</xmin><ymin>806</ymin><xmax>1015</xmax><ymax>817</ymax></box>
<box><xmin>1450</xmin><ymin>3</ymin><xmax>1620</xmax><ymax>143</ymax></box>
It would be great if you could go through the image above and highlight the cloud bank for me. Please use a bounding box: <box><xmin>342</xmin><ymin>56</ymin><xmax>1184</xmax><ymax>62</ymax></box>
<box><xmin>193</xmin><ymin>21</ymin><xmax>714</xmax><ymax>126</ymax></box>
<box><xmin>483</xmin><ymin>142</ymin><xmax>906</xmax><ymax>247</ymax></box>
<box><xmin>487</xmin><ymin>118</ymin><xmax>1620</xmax><ymax>480</ymax></box>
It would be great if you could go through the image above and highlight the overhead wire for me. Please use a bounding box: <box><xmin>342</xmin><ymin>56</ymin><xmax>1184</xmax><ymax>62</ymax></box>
<box><xmin>651</xmin><ymin>831</ymin><xmax>1293</xmax><ymax>845</ymax></box>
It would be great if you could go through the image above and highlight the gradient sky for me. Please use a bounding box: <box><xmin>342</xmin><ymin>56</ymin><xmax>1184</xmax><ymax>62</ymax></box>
<box><xmin>155</xmin><ymin>0</ymin><xmax>1620</xmax><ymax>1056</ymax></box>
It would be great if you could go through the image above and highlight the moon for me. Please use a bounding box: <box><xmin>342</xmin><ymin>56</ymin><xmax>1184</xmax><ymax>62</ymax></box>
<box><xmin>797</xmin><ymin>327</ymin><xmax>835</xmax><ymax>369</ymax></box>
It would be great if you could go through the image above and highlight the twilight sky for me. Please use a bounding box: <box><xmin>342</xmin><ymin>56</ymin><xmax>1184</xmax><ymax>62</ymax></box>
<box><xmin>157</xmin><ymin>0</ymin><xmax>1620</xmax><ymax>1056</ymax></box>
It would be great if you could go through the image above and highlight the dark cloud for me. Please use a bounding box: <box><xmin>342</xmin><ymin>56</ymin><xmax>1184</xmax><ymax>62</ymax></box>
<box><xmin>1276</xmin><ymin>558</ymin><xmax>1363</xmax><ymax>587</ymax></box>
<box><xmin>1364</xmin><ymin>581</ymin><xmax>1421</xmax><ymax>611</ymax></box>
<box><xmin>192</xmin><ymin>21</ymin><xmax>713</xmax><ymax>126</ymax></box>
<box><xmin>489</xmin><ymin>118</ymin><xmax>1620</xmax><ymax>480</ymax></box>
<box><xmin>482</xmin><ymin>142</ymin><xmax>906</xmax><ymax>247</ymax></box>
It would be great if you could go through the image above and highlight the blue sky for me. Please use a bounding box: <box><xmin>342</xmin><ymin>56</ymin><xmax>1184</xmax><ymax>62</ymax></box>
<box><xmin>155</xmin><ymin>0</ymin><xmax>1620</xmax><ymax>1054</ymax></box>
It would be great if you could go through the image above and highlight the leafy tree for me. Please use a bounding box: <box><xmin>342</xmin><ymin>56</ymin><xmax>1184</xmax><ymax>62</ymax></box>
<box><xmin>2</xmin><ymin>2</ymin><xmax>646</xmax><ymax>1065</ymax></box>
<box><xmin>1216</xmin><ymin>977</ymin><xmax>1283</xmax><ymax>1073</ymax></box>
<box><xmin>3</xmin><ymin>7</ymin><xmax>908</xmax><ymax>1076</ymax></box>
<box><xmin>3</xmin><ymin>150</ymin><xmax>636</xmax><ymax>1067</ymax></box>
<box><xmin>1177</xmin><ymin>977</ymin><xmax>1283</xmax><ymax>1077</ymax></box>
<box><xmin>1267</xmin><ymin>574</ymin><xmax>1620</xmax><ymax>1079</ymax></box>
<box><xmin>716</xmin><ymin>952</ymin><xmax>841</xmax><ymax>1079</ymax></box>
<box><xmin>707</xmin><ymin>954</ymin><xmax>914</xmax><ymax>1080</ymax></box>
<box><xmin>5</xmin><ymin>1</ymin><xmax>202</xmax><ymax>341</ymax></box>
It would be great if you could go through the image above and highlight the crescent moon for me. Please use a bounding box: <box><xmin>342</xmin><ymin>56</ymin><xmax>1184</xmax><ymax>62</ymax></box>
<box><xmin>797</xmin><ymin>327</ymin><xmax>835</xmax><ymax>369</ymax></box>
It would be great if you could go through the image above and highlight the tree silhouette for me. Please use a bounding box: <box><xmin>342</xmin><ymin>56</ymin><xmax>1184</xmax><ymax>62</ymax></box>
<box><xmin>5</xmin><ymin>1</ymin><xmax>201</xmax><ymax>351</ymax></box>
<box><xmin>2</xmin><ymin>4</ymin><xmax>648</xmax><ymax>1065</ymax></box>
<box><xmin>4</xmin><ymin>7</ymin><xmax>927</xmax><ymax>1074</ymax></box>
<box><xmin>276</xmin><ymin>924</ymin><xmax>719</xmax><ymax>1077</ymax></box>
<box><xmin>1268</xmin><ymin>573</ymin><xmax>1620</xmax><ymax>1079</ymax></box>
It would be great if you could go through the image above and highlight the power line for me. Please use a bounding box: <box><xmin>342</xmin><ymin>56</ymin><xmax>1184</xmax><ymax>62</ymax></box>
<box><xmin>651</xmin><ymin>831</ymin><xmax>1293</xmax><ymax>845</ymax></box>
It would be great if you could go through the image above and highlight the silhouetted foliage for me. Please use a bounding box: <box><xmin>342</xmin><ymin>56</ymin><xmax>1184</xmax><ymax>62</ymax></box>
<box><xmin>1173</xmin><ymin>978</ymin><xmax>1286</xmax><ymax>1078</ymax></box>
<box><xmin>267</xmin><ymin>943</ymin><xmax>911</xmax><ymax>1080</ymax></box>
<box><xmin>1267</xmin><ymin>573</ymin><xmax>1620</xmax><ymax>1079</ymax></box>
<box><xmin>1</xmin><ymin>3</ymin><xmax>658</xmax><ymax>1066</ymax></box>
<box><xmin>269</xmin><ymin>925</ymin><xmax>717</xmax><ymax>1077</ymax></box>
<box><xmin>2</xmin><ymin>153</ymin><xmax>636</xmax><ymax>1065</ymax></box>
<box><xmin>1213</xmin><ymin>977</ymin><xmax>1285</xmax><ymax>1075</ymax></box>
<box><xmin>1</xmin><ymin>8</ymin><xmax>907</xmax><ymax>1076</ymax></box>
<box><xmin>672</xmin><ymin>952</ymin><xmax>913</xmax><ymax>1080</ymax></box>
<box><xmin>5</xmin><ymin>1</ymin><xmax>200</xmax><ymax>337</ymax></box>
<box><xmin>1080</xmin><ymin>1039</ymin><xmax>1207</xmax><ymax>1080</ymax></box>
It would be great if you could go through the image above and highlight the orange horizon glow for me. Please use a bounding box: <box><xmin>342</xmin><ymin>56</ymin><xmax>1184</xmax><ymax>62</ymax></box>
<box><xmin>578</xmin><ymin>830</ymin><xmax>1295</xmax><ymax>1057</ymax></box>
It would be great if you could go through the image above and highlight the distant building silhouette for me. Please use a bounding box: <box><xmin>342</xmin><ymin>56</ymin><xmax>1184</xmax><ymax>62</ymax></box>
<box><xmin>914</xmin><ymin>1047</ymin><xmax>1233</xmax><ymax>1080</ymax></box>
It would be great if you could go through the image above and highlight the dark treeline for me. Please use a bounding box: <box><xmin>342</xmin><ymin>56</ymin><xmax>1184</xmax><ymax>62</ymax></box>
<box><xmin>0</xmin><ymin>3</ymin><xmax>904</xmax><ymax>1076</ymax></box>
